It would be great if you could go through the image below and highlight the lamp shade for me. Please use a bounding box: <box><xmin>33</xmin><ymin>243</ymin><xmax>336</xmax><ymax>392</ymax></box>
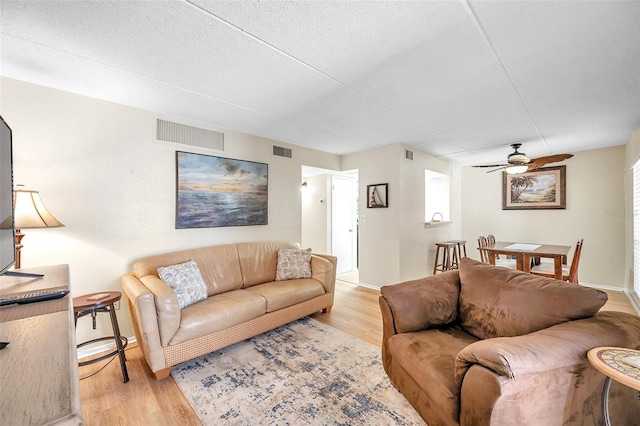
<box><xmin>13</xmin><ymin>189</ymin><xmax>64</xmax><ymax>229</ymax></box>
<box><xmin>505</xmin><ymin>165</ymin><xmax>529</xmax><ymax>175</ymax></box>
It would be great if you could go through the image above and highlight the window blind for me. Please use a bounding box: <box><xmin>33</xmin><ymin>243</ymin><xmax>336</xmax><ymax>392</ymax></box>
<box><xmin>633</xmin><ymin>160</ymin><xmax>640</xmax><ymax>295</ymax></box>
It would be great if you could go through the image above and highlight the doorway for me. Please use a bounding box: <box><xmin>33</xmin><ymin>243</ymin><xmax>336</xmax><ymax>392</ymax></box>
<box><xmin>301</xmin><ymin>167</ymin><xmax>358</xmax><ymax>282</ymax></box>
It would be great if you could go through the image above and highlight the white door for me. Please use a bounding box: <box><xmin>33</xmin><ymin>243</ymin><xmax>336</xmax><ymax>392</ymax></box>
<box><xmin>332</xmin><ymin>176</ymin><xmax>357</xmax><ymax>274</ymax></box>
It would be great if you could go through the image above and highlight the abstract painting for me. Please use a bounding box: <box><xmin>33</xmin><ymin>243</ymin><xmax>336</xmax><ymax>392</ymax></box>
<box><xmin>176</xmin><ymin>151</ymin><xmax>268</xmax><ymax>228</ymax></box>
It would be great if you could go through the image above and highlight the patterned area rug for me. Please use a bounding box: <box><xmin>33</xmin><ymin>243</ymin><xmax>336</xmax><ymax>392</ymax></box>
<box><xmin>171</xmin><ymin>317</ymin><xmax>425</xmax><ymax>425</ymax></box>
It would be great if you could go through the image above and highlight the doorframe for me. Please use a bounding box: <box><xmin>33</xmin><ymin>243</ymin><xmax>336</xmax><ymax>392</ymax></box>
<box><xmin>301</xmin><ymin>166</ymin><xmax>359</xmax><ymax>275</ymax></box>
<box><xmin>331</xmin><ymin>174</ymin><xmax>358</xmax><ymax>274</ymax></box>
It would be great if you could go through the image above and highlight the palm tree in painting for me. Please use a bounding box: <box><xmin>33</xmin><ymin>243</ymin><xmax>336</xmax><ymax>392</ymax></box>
<box><xmin>510</xmin><ymin>175</ymin><xmax>538</xmax><ymax>202</ymax></box>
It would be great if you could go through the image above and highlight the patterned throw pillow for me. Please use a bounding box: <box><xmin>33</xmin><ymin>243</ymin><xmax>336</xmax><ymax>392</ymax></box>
<box><xmin>157</xmin><ymin>260</ymin><xmax>208</xmax><ymax>309</ymax></box>
<box><xmin>275</xmin><ymin>249</ymin><xmax>312</xmax><ymax>281</ymax></box>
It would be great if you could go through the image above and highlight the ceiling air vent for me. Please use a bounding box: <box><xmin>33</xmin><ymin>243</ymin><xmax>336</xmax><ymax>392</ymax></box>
<box><xmin>405</xmin><ymin>149</ymin><xmax>414</xmax><ymax>160</ymax></box>
<box><xmin>156</xmin><ymin>119</ymin><xmax>224</xmax><ymax>151</ymax></box>
<box><xmin>273</xmin><ymin>145</ymin><xmax>292</xmax><ymax>158</ymax></box>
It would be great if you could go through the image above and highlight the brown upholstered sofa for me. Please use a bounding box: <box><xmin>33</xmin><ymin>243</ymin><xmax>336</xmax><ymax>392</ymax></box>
<box><xmin>379</xmin><ymin>257</ymin><xmax>640</xmax><ymax>426</ymax></box>
<box><xmin>122</xmin><ymin>242</ymin><xmax>336</xmax><ymax>380</ymax></box>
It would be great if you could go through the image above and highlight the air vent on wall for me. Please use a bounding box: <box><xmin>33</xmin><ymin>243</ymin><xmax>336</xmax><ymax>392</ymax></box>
<box><xmin>156</xmin><ymin>119</ymin><xmax>224</xmax><ymax>151</ymax></box>
<box><xmin>405</xmin><ymin>149</ymin><xmax>414</xmax><ymax>161</ymax></box>
<box><xmin>273</xmin><ymin>145</ymin><xmax>292</xmax><ymax>158</ymax></box>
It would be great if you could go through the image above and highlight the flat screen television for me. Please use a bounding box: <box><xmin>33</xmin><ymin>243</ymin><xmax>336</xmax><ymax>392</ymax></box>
<box><xmin>0</xmin><ymin>115</ymin><xmax>15</xmax><ymax>275</ymax></box>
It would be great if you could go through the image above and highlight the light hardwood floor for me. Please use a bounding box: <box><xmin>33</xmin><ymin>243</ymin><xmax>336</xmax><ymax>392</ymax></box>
<box><xmin>78</xmin><ymin>278</ymin><xmax>636</xmax><ymax>425</ymax></box>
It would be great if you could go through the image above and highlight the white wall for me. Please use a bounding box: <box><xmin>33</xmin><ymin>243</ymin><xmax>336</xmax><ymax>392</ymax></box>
<box><xmin>0</xmin><ymin>77</ymin><xmax>341</xmax><ymax>343</ymax></box>
<box><xmin>301</xmin><ymin>174</ymin><xmax>330</xmax><ymax>253</ymax></box>
<box><xmin>461</xmin><ymin>146</ymin><xmax>626</xmax><ymax>289</ymax></box>
<box><xmin>343</xmin><ymin>144</ymin><xmax>401</xmax><ymax>287</ymax></box>
<box><xmin>399</xmin><ymin>148</ymin><xmax>462</xmax><ymax>282</ymax></box>
<box><xmin>343</xmin><ymin>143</ymin><xmax>461</xmax><ymax>288</ymax></box>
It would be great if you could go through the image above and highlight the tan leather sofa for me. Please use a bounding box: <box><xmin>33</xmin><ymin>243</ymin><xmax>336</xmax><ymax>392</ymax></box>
<box><xmin>122</xmin><ymin>242</ymin><xmax>336</xmax><ymax>380</ymax></box>
<box><xmin>379</xmin><ymin>257</ymin><xmax>640</xmax><ymax>426</ymax></box>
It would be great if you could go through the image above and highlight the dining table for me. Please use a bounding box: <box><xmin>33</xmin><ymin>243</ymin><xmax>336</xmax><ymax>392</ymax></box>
<box><xmin>483</xmin><ymin>241</ymin><xmax>572</xmax><ymax>280</ymax></box>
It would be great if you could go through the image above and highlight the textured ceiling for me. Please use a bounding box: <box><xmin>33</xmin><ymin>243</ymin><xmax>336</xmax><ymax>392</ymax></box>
<box><xmin>1</xmin><ymin>0</ymin><xmax>638</xmax><ymax>165</ymax></box>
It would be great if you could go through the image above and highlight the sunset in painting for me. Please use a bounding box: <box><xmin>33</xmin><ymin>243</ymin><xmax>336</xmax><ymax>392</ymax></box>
<box><xmin>176</xmin><ymin>152</ymin><xmax>268</xmax><ymax>228</ymax></box>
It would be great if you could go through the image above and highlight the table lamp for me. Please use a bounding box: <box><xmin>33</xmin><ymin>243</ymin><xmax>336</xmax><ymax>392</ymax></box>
<box><xmin>13</xmin><ymin>187</ymin><xmax>64</xmax><ymax>269</ymax></box>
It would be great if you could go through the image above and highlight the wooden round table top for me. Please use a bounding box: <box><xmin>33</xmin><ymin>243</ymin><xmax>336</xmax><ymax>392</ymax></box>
<box><xmin>73</xmin><ymin>291</ymin><xmax>121</xmax><ymax>311</ymax></box>
<box><xmin>588</xmin><ymin>346</ymin><xmax>640</xmax><ymax>391</ymax></box>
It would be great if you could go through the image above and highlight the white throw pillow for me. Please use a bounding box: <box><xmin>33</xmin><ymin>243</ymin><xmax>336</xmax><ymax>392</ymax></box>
<box><xmin>276</xmin><ymin>248</ymin><xmax>312</xmax><ymax>281</ymax></box>
<box><xmin>157</xmin><ymin>260</ymin><xmax>208</xmax><ymax>309</ymax></box>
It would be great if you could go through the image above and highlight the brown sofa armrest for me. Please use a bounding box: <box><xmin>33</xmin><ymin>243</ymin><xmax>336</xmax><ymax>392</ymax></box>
<box><xmin>455</xmin><ymin>311</ymin><xmax>640</xmax><ymax>386</ymax></box>
<box><xmin>380</xmin><ymin>270</ymin><xmax>460</xmax><ymax>334</ymax></box>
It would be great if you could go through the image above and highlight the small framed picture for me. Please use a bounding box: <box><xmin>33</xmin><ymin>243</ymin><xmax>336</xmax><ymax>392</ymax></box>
<box><xmin>367</xmin><ymin>183</ymin><xmax>388</xmax><ymax>208</ymax></box>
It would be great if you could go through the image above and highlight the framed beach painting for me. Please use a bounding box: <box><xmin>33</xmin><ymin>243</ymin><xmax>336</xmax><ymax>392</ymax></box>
<box><xmin>176</xmin><ymin>151</ymin><xmax>268</xmax><ymax>228</ymax></box>
<box><xmin>502</xmin><ymin>165</ymin><xmax>566</xmax><ymax>210</ymax></box>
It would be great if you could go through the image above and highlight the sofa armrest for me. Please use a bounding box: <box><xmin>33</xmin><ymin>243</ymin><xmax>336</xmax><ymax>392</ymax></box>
<box><xmin>138</xmin><ymin>275</ymin><xmax>181</xmax><ymax>347</ymax></box>
<box><xmin>455</xmin><ymin>311</ymin><xmax>640</xmax><ymax>386</ymax></box>
<box><xmin>380</xmin><ymin>270</ymin><xmax>460</xmax><ymax>334</ymax></box>
<box><xmin>121</xmin><ymin>274</ymin><xmax>168</xmax><ymax>373</ymax></box>
<box><xmin>311</xmin><ymin>254</ymin><xmax>337</xmax><ymax>293</ymax></box>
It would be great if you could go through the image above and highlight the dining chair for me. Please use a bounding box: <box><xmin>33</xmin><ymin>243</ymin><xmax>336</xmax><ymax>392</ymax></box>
<box><xmin>487</xmin><ymin>234</ymin><xmax>514</xmax><ymax>261</ymax></box>
<box><xmin>477</xmin><ymin>236</ymin><xmax>489</xmax><ymax>263</ymax></box>
<box><xmin>478</xmin><ymin>236</ymin><xmax>517</xmax><ymax>269</ymax></box>
<box><xmin>530</xmin><ymin>239</ymin><xmax>583</xmax><ymax>284</ymax></box>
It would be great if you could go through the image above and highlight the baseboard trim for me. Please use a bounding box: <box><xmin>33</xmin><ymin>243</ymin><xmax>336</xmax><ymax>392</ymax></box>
<box><xmin>626</xmin><ymin>290</ymin><xmax>640</xmax><ymax>315</ymax></box>
<box><xmin>77</xmin><ymin>336</ymin><xmax>137</xmax><ymax>360</ymax></box>
<box><xmin>356</xmin><ymin>281</ymin><xmax>380</xmax><ymax>291</ymax></box>
<box><xmin>581</xmin><ymin>282</ymin><xmax>640</xmax><ymax>315</ymax></box>
<box><xmin>579</xmin><ymin>282</ymin><xmax>625</xmax><ymax>292</ymax></box>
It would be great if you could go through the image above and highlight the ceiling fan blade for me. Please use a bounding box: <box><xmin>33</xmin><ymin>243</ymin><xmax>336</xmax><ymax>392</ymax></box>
<box><xmin>526</xmin><ymin>154</ymin><xmax>574</xmax><ymax>171</ymax></box>
<box><xmin>487</xmin><ymin>166</ymin><xmax>508</xmax><ymax>173</ymax></box>
<box><xmin>472</xmin><ymin>164</ymin><xmax>508</xmax><ymax>168</ymax></box>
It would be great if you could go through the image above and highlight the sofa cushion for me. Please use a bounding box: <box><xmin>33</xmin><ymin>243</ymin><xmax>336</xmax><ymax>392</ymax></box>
<box><xmin>245</xmin><ymin>279</ymin><xmax>325</xmax><ymax>312</ymax></box>
<box><xmin>157</xmin><ymin>260</ymin><xmax>208</xmax><ymax>309</ymax></box>
<box><xmin>133</xmin><ymin>244</ymin><xmax>244</xmax><ymax>296</ymax></box>
<box><xmin>275</xmin><ymin>248</ymin><xmax>312</xmax><ymax>281</ymax></box>
<box><xmin>169</xmin><ymin>289</ymin><xmax>266</xmax><ymax>345</ymax></box>
<box><xmin>380</xmin><ymin>271</ymin><xmax>460</xmax><ymax>333</ymax></box>
<box><xmin>458</xmin><ymin>257</ymin><xmax>607</xmax><ymax>339</ymax></box>
<box><xmin>237</xmin><ymin>242</ymin><xmax>300</xmax><ymax>287</ymax></box>
<box><xmin>387</xmin><ymin>328</ymin><xmax>479</xmax><ymax>425</ymax></box>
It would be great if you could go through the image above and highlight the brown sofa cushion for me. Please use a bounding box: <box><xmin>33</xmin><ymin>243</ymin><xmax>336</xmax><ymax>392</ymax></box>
<box><xmin>380</xmin><ymin>271</ymin><xmax>459</xmax><ymax>333</ymax></box>
<box><xmin>388</xmin><ymin>327</ymin><xmax>479</xmax><ymax>425</ymax></box>
<box><xmin>458</xmin><ymin>257</ymin><xmax>607</xmax><ymax>339</ymax></box>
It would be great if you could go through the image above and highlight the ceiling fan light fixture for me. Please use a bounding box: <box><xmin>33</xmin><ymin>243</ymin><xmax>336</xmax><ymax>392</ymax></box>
<box><xmin>505</xmin><ymin>165</ymin><xmax>529</xmax><ymax>174</ymax></box>
<box><xmin>507</xmin><ymin>143</ymin><xmax>530</xmax><ymax>164</ymax></box>
<box><xmin>508</xmin><ymin>153</ymin><xmax>530</xmax><ymax>163</ymax></box>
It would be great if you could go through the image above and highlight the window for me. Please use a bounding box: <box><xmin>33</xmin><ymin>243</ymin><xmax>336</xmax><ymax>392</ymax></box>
<box><xmin>425</xmin><ymin>169</ymin><xmax>450</xmax><ymax>222</ymax></box>
<box><xmin>634</xmin><ymin>160</ymin><xmax>640</xmax><ymax>295</ymax></box>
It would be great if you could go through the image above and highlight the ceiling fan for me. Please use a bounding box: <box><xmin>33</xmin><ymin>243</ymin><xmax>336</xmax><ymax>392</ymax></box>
<box><xmin>473</xmin><ymin>143</ymin><xmax>573</xmax><ymax>174</ymax></box>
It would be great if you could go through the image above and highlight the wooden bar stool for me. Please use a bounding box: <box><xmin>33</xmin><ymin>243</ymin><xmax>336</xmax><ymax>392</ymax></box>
<box><xmin>73</xmin><ymin>291</ymin><xmax>129</xmax><ymax>383</ymax></box>
<box><xmin>433</xmin><ymin>242</ymin><xmax>459</xmax><ymax>274</ymax></box>
<box><xmin>447</xmin><ymin>240</ymin><xmax>467</xmax><ymax>267</ymax></box>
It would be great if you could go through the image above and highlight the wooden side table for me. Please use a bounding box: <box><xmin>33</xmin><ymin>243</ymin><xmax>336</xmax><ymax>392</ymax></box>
<box><xmin>73</xmin><ymin>291</ymin><xmax>129</xmax><ymax>383</ymax></box>
<box><xmin>588</xmin><ymin>346</ymin><xmax>640</xmax><ymax>426</ymax></box>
